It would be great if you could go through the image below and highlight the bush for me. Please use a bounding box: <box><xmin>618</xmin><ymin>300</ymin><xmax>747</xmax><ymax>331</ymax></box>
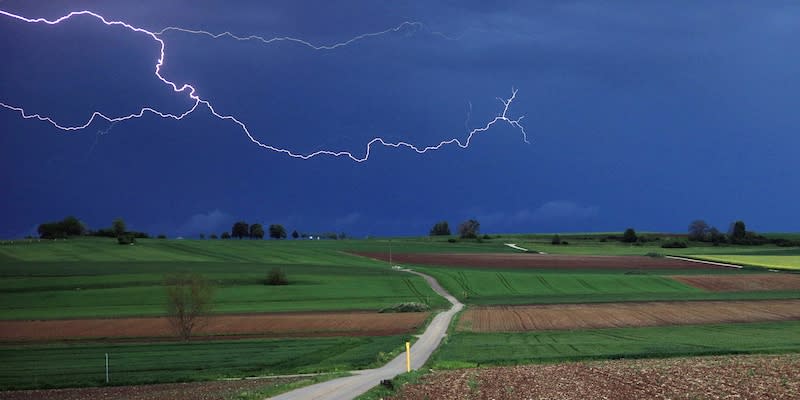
<box><xmin>623</xmin><ymin>228</ymin><xmax>638</xmax><ymax>243</ymax></box>
<box><xmin>378</xmin><ymin>302</ymin><xmax>430</xmax><ymax>313</ymax></box>
<box><xmin>646</xmin><ymin>252</ymin><xmax>664</xmax><ymax>258</ymax></box>
<box><xmin>661</xmin><ymin>241</ymin><xmax>688</xmax><ymax>248</ymax></box>
<box><xmin>447</xmin><ymin>238</ymin><xmax>457</xmax><ymax>243</ymax></box>
<box><xmin>157</xmin><ymin>234</ymin><xmax>167</xmax><ymax>239</ymax></box>
<box><xmin>482</xmin><ymin>234</ymin><xmax>491</xmax><ymax>240</ymax></box>
<box><xmin>117</xmin><ymin>235</ymin><xmax>136</xmax><ymax>245</ymax></box>
<box><xmin>266</xmin><ymin>267</ymin><xmax>288</xmax><ymax>285</ymax></box>
<box><xmin>551</xmin><ymin>235</ymin><xmax>562</xmax><ymax>245</ymax></box>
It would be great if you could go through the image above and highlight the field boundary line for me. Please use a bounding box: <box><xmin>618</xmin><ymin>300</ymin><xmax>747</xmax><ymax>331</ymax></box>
<box><xmin>665</xmin><ymin>256</ymin><xmax>743</xmax><ymax>269</ymax></box>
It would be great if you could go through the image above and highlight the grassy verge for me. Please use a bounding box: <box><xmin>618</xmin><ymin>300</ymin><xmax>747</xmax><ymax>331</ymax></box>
<box><xmin>354</xmin><ymin>369</ymin><xmax>430</xmax><ymax>400</ymax></box>
<box><xmin>0</xmin><ymin>335</ymin><xmax>414</xmax><ymax>390</ymax></box>
<box><xmin>431</xmin><ymin>321</ymin><xmax>800</xmax><ymax>367</ymax></box>
<box><xmin>229</xmin><ymin>373</ymin><xmax>350</xmax><ymax>400</ymax></box>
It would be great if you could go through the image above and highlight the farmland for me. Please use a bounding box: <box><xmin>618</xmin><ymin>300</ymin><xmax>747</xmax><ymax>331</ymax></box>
<box><xmin>0</xmin><ymin>335</ymin><xmax>408</xmax><ymax>390</ymax></box>
<box><xmin>432</xmin><ymin>321</ymin><xmax>800</xmax><ymax>366</ymax></box>
<box><xmin>387</xmin><ymin>354</ymin><xmax>800</xmax><ymax>400</ymax></box>
<box><xmin>2</xmin><ymin>234</ymin><xmax>800</xmax><ymax>397</ymax></box>
<box><xmin>459</xmin><ymin>300</ymin><xmax>800</xmax><ymax>332</ymax></box>
<box><xmin>0</xmin><ymin>238</ymin><xmax>445</xmax><ymax>391</ymax></box>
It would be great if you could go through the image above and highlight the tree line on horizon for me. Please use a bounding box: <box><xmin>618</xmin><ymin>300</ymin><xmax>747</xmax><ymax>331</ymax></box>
<box><xmin>33</xmin><ymin>216</ymin><xmax>347</xmax><ymax>242</ymax></box>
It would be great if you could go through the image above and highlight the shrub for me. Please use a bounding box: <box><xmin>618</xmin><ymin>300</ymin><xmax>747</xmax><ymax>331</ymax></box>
<box><xmin>482</xmin><ymin>234</ymin><xmax>491</xmax><ymax>240</ymax></box>
<box><xmin>157</xmin><ymin>234</ymin><xmax>167</xmax><ymax>239</ymax></box>
<box><xmin>266</xmin><ymin>267</ymin><xmax>288</xmax><ymax>285</ymax></box>
<box><xmin>646</xmin><ymin>252</ymin><xmax>664</xmax><ymax>258</ymax></box>
<box><xmin>623</xmin><ymin>228</ymin><xmax>638</xmax><ymax>243</ymax></box>
<box><xmin>661</xmin><ymin>241</ymin><xmax>688</xmax><ymax>248</ymax></box>
<box><xmin>379</xmin><ymin>302</ymin><xmax>430</xmax><ymax>313</ymax></box>
<box><xmin>551</xmin><ymin>235</ymin><xmax>562</xmax><ymax>245</ymax></box>
<box><xmin>447</xmin><ymin>238</ymin><xmax>457</xmax><ymax>243</ymax></box>
<box><xmin>117</xmin><ymin>235</ymin><xmax>136</xmax><ymax>245</ymax></box>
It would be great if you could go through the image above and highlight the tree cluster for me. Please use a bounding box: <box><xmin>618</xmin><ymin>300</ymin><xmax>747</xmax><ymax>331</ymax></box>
<box><xmin>220</xmin><ymin>222</ymin><xmax>293</xmax><ymax>240</ymax></box>
<box><xmin>37</xmin><ymin>216</ymin><xmax>86</xmax><ymax>239</ymax></box>
<box><xmin>429</xmin><ymin>221</ymin><xmax>451</xmax><ymax>236</ymax></box>
<box><xmin>686</xmin><ymin>219</ymin><xmax>794</xmax><ymax>246</ymax></box>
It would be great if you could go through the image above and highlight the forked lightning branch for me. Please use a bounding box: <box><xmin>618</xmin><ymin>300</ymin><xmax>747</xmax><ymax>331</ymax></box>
<box><xmin>0</xmin><ymin>10</ymin><xmax>529</xmax><ymax>162</ymax></box>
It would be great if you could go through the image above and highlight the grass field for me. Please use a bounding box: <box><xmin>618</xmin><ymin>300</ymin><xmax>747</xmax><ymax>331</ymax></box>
<box><xmin>413</xmin><ymin>266</ymin><xmax>800</xmax><ymax>306</ymax></box>
<box><xmin>1</xmin><ymin>234</ymin><xmax>798</xmax><ymax>393</ymax></box>
<box><xmin>0</xmin><ymin>335</ymin><xmax>410</xmax><ymax>390</ymax></box>
<box><xmin>0</xmin><ymin>262</ymin><xmax>446</xmax><ymax>319</ymax></box>
<box><xmin>0</xmin><ymin>239</ymin><xmax>451</xmax><ymax>319</ymax></box>
<box><xmin>432</xmin><ymin>321</ymin><xmax>800</xmax><ymax>367</ymax></box>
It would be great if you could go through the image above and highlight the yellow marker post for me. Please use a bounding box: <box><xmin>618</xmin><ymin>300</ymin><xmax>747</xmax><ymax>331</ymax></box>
<box><xmin>405</xmin><ymin>341</ymin><xmax>411</xmax><ymax>372</ymax></box>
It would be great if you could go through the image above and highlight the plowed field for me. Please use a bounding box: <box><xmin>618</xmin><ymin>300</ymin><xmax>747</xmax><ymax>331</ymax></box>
<box><xmin>459</xmin><ymin>300</ymin><xmax>800</xmax><ymax>332</ymax></box>
<box><xmin>673</xmin><ymin>273</ymin><xmax>800</xmax><ymax>291</ymax></box>
<box><xmin>354</xmin><ymin>252</ymin><xmax>719</xmax><ymax>270</ymax></box>
<box><xmin>0</xmin><ymin>311</ymin><xmax>428</xmax><ymax>341</ymax></box>
<box><xmin>389</xmin><ymin>355</ymin><xmax>800</xmax><ymax>400</ymax></box>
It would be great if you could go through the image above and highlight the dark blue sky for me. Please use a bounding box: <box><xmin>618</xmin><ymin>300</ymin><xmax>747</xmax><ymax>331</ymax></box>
<box><xmin>2</xmin><ymin>1</ymin><xmax>799</xmax><ymax>238</ymax></box>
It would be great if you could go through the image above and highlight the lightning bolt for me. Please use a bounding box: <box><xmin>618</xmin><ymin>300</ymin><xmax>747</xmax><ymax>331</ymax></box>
<box><xmin>0</xmin><ymin>9</ymin><xmax>528</xmax><ymax>162</ymax></box>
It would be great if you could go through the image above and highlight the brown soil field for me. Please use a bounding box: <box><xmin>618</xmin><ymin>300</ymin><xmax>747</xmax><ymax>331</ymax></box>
<box><xmin>0</xmin><ymin>311</ymin><xmax>428</xmax><ymax>342</ymax></box>
<box><xmin>389</xmin><ymin>354</ymin><xmax>800</xmax><ymax>400</ymax></box>
<box><xmin>0</xmin><ymin>376</ymin><xmax>303</xmax><ymax>400</ymax></box>
<box><xmin>353</xmin><ymin>252</ymin><xmax>721</xmax><ymax>270</ymax></box>
<box><xmin>673</xmin><ymin>273</ymin><xmax>800</xmax><ymax>291</ymax></box>
<box><xmin>459</xmin><ymin>300</ymin><xmax>800</xmax><ymax>332</ymax></box>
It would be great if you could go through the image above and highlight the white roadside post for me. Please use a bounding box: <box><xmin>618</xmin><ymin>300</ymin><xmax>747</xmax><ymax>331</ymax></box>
<box><xmin>105</xmin><ymin>353</ymin><xmax>109</xmax><ymax>383</ymax></box>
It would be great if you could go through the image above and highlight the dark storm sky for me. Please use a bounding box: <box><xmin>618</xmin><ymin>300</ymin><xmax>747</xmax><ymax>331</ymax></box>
<box><xmin>1</xmin><ymin>1</ymin><xmax>799</xmax><ymax>238</ymax></box>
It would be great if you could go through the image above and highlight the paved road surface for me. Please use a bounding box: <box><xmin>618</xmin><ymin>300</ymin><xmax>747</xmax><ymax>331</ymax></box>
<box><xmin>269</xmin><ymin>269</ymin><xmax>463</xmax><ymax>400</ymax></box>
<box><xmin>665</xmin><ymin>255</ymin><xmax>743</xmax><ymax>269</ymax></box>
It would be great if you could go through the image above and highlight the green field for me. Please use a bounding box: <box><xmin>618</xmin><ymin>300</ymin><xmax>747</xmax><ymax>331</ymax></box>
<box><xmin>1</xmin><ymin>234</ymin><xmax>799</xmax><ymax>392</ymax></box>
<box><xmin>0</xmin><ymin>335</ymin><xmax>410</xmax><ymax>390</ymax></box>
<box><xmin>432</xmin><ymin>321</ymin><xmax>800</xmax><ymax>367</ymax></box>
<box><xmin>413</xmin><ymin>266</ymin><xmax>800</xmax><ymax>306</ymax></box>
<box><xmin>0</xmin><ymin>239</ymin><xmax>450</xmax><ymax>319</ymax></box>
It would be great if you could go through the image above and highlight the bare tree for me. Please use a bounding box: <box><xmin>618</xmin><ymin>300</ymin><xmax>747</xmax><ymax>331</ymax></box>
<box><xmin>164</xmin><ymin>273</ymin><xmax>214</xmax><ymax>341</ymax></box>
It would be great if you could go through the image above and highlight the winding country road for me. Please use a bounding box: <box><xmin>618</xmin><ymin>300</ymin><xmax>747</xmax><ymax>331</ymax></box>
<box><xmin>269</xmin><ymin>269</ymin><xmax>463</xmax><ymax>400</ymax></box>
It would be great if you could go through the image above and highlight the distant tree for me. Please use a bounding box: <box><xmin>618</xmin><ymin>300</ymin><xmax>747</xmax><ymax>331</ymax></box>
<box><xmin>249</xmin><ymin>223</ymin><xmax>265</xmax><ymax>239</ymax></box>
<box><xmin>338</xmin><ymin>232</ymin><xmax>347</xmax><ymax>240</ymax></box>
<box><xmin>199</xmin><ymin>233</ymin><xmax>205</xmax><ymax>240</ymax></box>
<box><xmin>730</xmin><ymin>220</ymin><xmax>746</xmax><ymax>241</ymax></box>
<box><xmin>231</xmin><ymin>221</ymin><xmax>249</xmax><ymax>239</ymax></box>
<box><xmin>708</xmin><ymin>227</ymin><xmax>725</xmax><ymax>245</ymax></box>
<box><xmin>60</xmin><ymin>216</ymin><xmax>87</xmax><ymax>236</ymax></box>
<box><xmin>112</xmin><ymin>218</ymin><xmax>126</xmax><ymax>237</ymax></box>
<box><xmin>37</xmin><ymin>216</ymin><xmax>87</xmax><ymax>239</ymax></box>
<box><xmin>221</xmin><ymin>231</ymin><xmax>231</xmax><ymax>239</ymax></box>
<box><xmin>551</xmin><ymin>234</ymin><xmax>562</xmax><ymax>245</ymax></box>
<box><xmin>623</xmin><ymin>228</ymin><xmax>638</xmax><ymax>243</ymax></box>
<box><xmin>209</xmin><ymin>234</ymin><xmax>218</xmax><ymax>240</ymax></box>
<box><xmin>291</xmin><ymin>230</ymin><xmax>299</xmax><ymax>239</ymax></box>
<box><xmin>458</xmin><ymin>219</ymin><xmax>480</xmax><ymax>239</ymax></box>
<box><xmin>688</xmin><ymin>220</ymin><xmax>710</xmax><ymax>241</ymax></box>
<box><xmin>164</xmin><ymin>273</ymin><xmax>214</xmax><ymax>341</ymax></box>
<box><xmin>157</xmin><ymin>234</ymin><xmax>167</xmax><ymax>239</ymax></box>
<box><xmin>37</xmin><ymin>223</ymin><xmax>62</xmax><ymax>239</ymax></box>
<box><xmin>269</xmin><ymin>224</ymin><xmax>287</xmax><ymax>239</ymax></box>
<box><xmin>429</xmin><ymin>221</ymin><xmax>451</xmax><ymax>236</ymax></box>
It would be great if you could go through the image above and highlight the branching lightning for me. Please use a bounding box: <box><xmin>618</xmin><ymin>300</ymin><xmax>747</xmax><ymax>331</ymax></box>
<box><xmin>0</xmin><ymin>9</ymin><xmax>528</xmax><ymax>162</ymax></box>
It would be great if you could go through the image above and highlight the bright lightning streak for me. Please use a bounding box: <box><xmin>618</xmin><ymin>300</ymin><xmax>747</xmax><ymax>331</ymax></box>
<box><xmin>0</xmin><ymin>9</ymin><xmax>528</xmax><ymax>162</ymax></box>
<box><xmin>155</xmin><ymin>21</ymin><xmax>424</xmax><ymax>50</ymax></box>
